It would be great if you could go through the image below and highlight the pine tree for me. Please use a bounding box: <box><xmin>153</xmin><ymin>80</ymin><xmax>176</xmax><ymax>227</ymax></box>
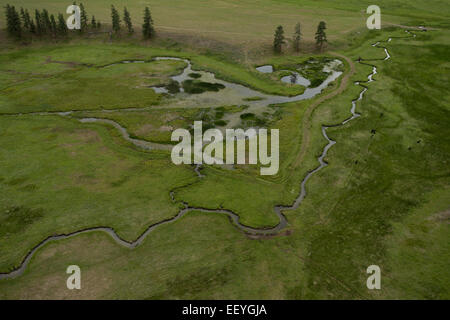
<box><xmin>293</xmin><ymin>22</ymin><xmax>301</xmax><ymax>52</ymax></box>
<box><xmin>5</xmin><ymin>5</ymin><xmax>12</xmax><ymax>35</ymax></box>
<box><xmin>50</xmin><ymin>14</ymin><xmax>57</xmax><ymax>37</ymax></box>
<box><xmin>12</xmin><ymin>5</ymin><xmax>22</xmax><ymax>38</ymax></box>
<box><xmin>79</xmin><ymin>3</ymin><xmax>88</xmax><ymax>31</ymax></box>
<box><xmin>123</xmin><ymin>7</ymin><xmax>133</xmax><ymax>34</ymax></box>
<box><xmin>91</xmin><ymin>15</ymin><xmax>97</xmax><ymax>29</ymax></box>
<box><xmin>5</xmin><ymin>5</ymin><xmax>22</xmax><ymax>38</ymax></box>
<box><xmin>35</xmin><ymin>9</ymin><xmax>44</xmax><ymax>36</ymax></box>
<box><xmin>25</xmin><ymin>9</ymin><xmax>32</xmax><ymax>31</ymax></box>
<box><xmin>111</xmin><ymin>5</ymin><xmax>121</xmax><ymax>34</ymax></box>
<box><xmin>273</xmin><ymin>25</ymin><xmax>285</xmax><ymax>54</ymax></box>
<box><xmin>57</xmin><ymin>13</ymin><xmax>68</xmax><ymax>36</ymax></box>
<box><xmin>315</xmin><ymin>21</ymin><xmax>327</xmax><ymax>51</ymax></box>
<box><xmin>142</xmin><ymin>7</ymin><xmax>154</xmax><ymax>39</ymax></box>
<box><xmin>5</xmin><ymin>4</ymin><xmax>12</xmax><ymax>34</ymax></box>
<box><xmin>97</xmin><ymin>21</ymin><xmax>101</xmax><ymax>29</ymax></box>
<box><xmin>29</xmin><ymin>19</ymin><xmax>36</xmax><ymax>34</ymax></box>
<box><xmin>41</xmin><ymin>9</ymin><xmax>52</xmax><ymax>34</ymax></box>
<box><xmin>20</xmin><ymin>7</ymin><xmax>29</xmax><ymax>30</ymax></box>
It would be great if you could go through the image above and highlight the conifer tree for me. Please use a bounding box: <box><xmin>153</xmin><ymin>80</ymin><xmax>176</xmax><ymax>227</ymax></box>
<box><xmin>91</xmin><ymin>15</ymin><xmax>97</xmax><ymax>29</ymax></box>
<box><xmin>123</xmin><ymin>7</ymin><xmax>133</xmax><ymax>34</ymax></box>
<box><xmin>35</xmin><ymin>9</ymin><xmax>44</xmax><ymax>35</ymax></box>
<box><xmin>142</xmin><ymin>7</ymin><xmax>154</xmax><ymax>39</ymax></box>
<box><xmin>25</xmin><ymin>9</ymin><xmax>32</xmax><ymax>31</ymax></box>
<box><xmin>29</xmin><ymin>19</ymin><xmax>36</xmax><ymax>34</ymax></box>
<box><xmin>12</xmin><ymin>5</ymin><xmax>22</xmax><ymax>38</ymax></box>
<box><xmin>20</xmin><ymin>7</ymin><xmax>30</xmax><ymax>30</ymax></box>
<box><xmin>293</xmin><ymin>22</ymin><xmax>301</xmax><ymax>52</ymax></box>
<box><xmin>79</xmin><ymin>3</ymin><xmax>88</xmax><ymax>31</ymax></box>
<box><xmin>273</xmin><ymin>25</ymin><xmax>285</xmax><ymax>54</ymax></box>
<box><xmin>111</xmin><ymin>5</ymin><xmax>121</xmax><ymax>34</ymax></box>
<box><xmin>97</xmin><ymin>21</ymin><xmax>101</xmax><ymax>29</ymax></box>
<box><xmin>5</xmin><ymin>4</ymin><xmax>12</xmax><ymax>34</ymax></box>
<box><xmin>5</xmin><ymin>5</ymin><xmax>22</xmax><ymax>38</ymax></box>
<box><xmin>41</xmin><ymin>9</ymin><xmax>52</xmax><ymax>34</ymax></box>
<box><xmin>57</xmin><ymin>13</ymin><xmax>68</xmax><ymax>36</ymax></box>
<box><xmin>50</xmin><ymin>14</ymin><xmax>57</xmax><ymax>36</ymax></box>
<box><xmin>315</xmin><ymin>21</ymin><xmax>327</xmax><ymax>51</ymax></box>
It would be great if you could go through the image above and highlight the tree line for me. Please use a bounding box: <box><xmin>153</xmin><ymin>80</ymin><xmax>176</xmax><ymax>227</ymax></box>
<box><xmin>5</xmin><ymin>4</ymin><xmax>69</xmax><ymax>38</ymax></box>
<box><xmin>3</xmin><ymin>3</ymin><xmax>155</xmax><ymax>40</ymax></box>
<box><xmin>5</xmin><ymin>3</ymin><xmax>327</xmax><ymax>53</ymax></box>
<box><xmin>273</xmin><ymin>21</ymin><xmax>327</xmax><ymax>53</ymax></box>
<box><xmin>109</xmin><ymin>5</ymin><xmax>154</xmax><ymax>38</ymax></box>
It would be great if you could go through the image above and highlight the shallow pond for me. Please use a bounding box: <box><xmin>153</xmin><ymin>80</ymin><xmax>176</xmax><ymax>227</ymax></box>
<box><xmin>144</xmin><ymin>57</ymin><xmax>342</xmax><ymax>128</ymax></box>
<box><xmin>280</xmin><ymin>72</ymin><xmax>311</xmax><ymax>87</ymax></box>
<box><xmin>255</xmin><ymin>65</ymin><xmax>273</xmax><ymax>73</ymax></box>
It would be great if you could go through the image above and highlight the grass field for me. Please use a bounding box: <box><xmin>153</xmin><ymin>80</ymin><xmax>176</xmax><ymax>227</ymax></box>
<box><xmin>0</xmin><ymin>0</ymin><xmax>449</xmax><ymax>299</ymax></box>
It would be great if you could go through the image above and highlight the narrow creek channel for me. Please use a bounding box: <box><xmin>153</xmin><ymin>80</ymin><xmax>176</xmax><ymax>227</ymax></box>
<box><xmin>0</xmin><ymin>30</ymin><xmax>419</xmax><ymax>280</ymax></box>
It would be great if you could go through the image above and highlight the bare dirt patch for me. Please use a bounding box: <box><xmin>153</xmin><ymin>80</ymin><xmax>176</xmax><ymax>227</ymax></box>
<box><xmin>428</xmin><ymin>209</ymin><xmax>450</xmax><ymax>224</ymax></box>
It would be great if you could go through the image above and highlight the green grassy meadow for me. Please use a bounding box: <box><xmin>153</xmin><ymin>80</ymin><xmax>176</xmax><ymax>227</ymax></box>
<box><xmin>0</xmin><ymin>0</ymin><xmax>448</xmax><ymax>299</ymax></box>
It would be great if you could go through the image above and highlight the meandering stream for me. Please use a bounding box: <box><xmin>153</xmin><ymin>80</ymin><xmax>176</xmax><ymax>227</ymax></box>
<box><xmin>0</xmin><ymin>30</ymin><xmax>419</xmax><ymax>280</ymax></box>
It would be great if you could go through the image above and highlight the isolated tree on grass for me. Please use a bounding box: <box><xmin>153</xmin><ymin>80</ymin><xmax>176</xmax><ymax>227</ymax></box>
<box><xmin>273</xmin><ymin>25</ymin><xmax>285</xmax><ymax>54</ymax></box>
<box><xmin>315</xmin><ymin>21</ymin><xmax>327</xmax><ymax>52</ymax></box>
<box><xmin>79</xmin><ymin>3</ymin><xmax>88</xmax><ymax>32</ymax></box>
<box><xmin>91</xmin><ymin>15</ymin><xmax>97</xmax><ymax>29</ymax></box>
<box><xmin>111</xmin><ymin>5</ymin><xmax>121</xmax><ymax>34</ymax></box>
<box><xmin>57</xmin><ymin>13</ymin><xmax>68</xmax><ymax>36</ymax></box>
<box><xmin>142</xmin><ymin>7</ymin><xmax>154</xmax><ymax>39</ymax></box>
<box><xmin>123</xmin><ymin>7</ymin><xmax>134</xmax><ymax>34</ymax></box>
<box><xmin>293</xmin><ymin>22</ymin><xmax>301</xmax><ymax>52</ymax></box>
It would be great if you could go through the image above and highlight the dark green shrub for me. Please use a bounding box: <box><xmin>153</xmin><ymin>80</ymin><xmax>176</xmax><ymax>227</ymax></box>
<box><xmin>189</xmin><ymin>73</ymin><xmax>201</xmax><ymax>79</ymax></box>
<box><xmin>166</xmin><ymin>80</ymin><xmax>180</xmax><ymax>93</ymax></box>
<box><xmin>182</xmin><ymin>80</ymin><xmax>225</xmax><ymax>94</ymax></box>
<box><xmin>214</xmin><ymin>120</ymin><xmax>228</xmax><ymax>126</ymax></box>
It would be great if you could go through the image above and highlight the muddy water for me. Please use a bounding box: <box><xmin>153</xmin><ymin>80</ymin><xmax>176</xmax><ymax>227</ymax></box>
<box><xmin>147</xmin><ymin>57</ymin><xmax>342</xmax><ymax>128</ymax></box>
<box><xmin>77</xmin><ymin>56</ymin><xmax>343</xmax><ymax>147</ymax></box>
<box><xmin>280</xmin><ymin>72</ymin><xmax>311</xmax><ymax>87</ymax></box>
<box><xmin>125</xmin><ymin>57</ymin><xmax>340</xmax><ymax>130</ymax></box>
<box><xmin>151</xmin><ymin>57</ymin><xmax>341</xmax><ymax>105</ymax></box>
<box><xmin>74</xmin><ymin>56</ymin><xmax>342</xmax><ymax>151</ymax></box>
<box><xmin>255</xmin><ymin>65</ymin><xmax>273</xmax><ymax>73</ymax></box>
<box><xmin>0</xmin><ymin>30</ymin><xmax>419</xmax><ymax>280</ymax></box>
<box><xmin>256</xmin><ymin>65</ymin><xmax>311</xmax><ymax>87</ymax></box>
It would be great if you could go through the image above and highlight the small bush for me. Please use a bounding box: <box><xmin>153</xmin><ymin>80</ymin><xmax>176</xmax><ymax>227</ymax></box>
<box><xmin>166</xmin><ymin>80</ymin><xmax>180</xmax><ymax>94</ymax></box>
<box><xmin>243</xmin><ymin>96</ymin><xmax>264</xmax><ymax>101</ymax></box>
<box><xmin>214</xmin><ymin>120</ymin><xmax>228</xmax><ymax>126</ymax></box>
<box><xmin>240</xmin><ymin>113</ymin><xmax>256</xmax><ymax>120</ymax></box>
<box><xmin>189</xmin><ymin>73</ymin><xmax>202</xmax><ymax>79</ymax></box>
<box><xmin>182</xmin><ymin>80</ymin><xmax>225</xmax><ymax>94</ymax></box>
